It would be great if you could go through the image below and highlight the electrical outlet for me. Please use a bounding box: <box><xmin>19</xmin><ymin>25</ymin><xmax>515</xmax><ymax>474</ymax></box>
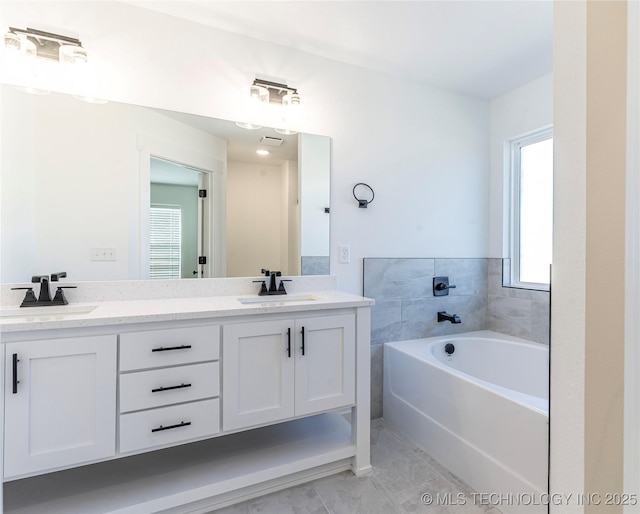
<box><xmin>91</xmin><ymin>248</ymin><xmax>117</xmax><ymax>261</ymax></box>
<box><xmin>338</xmin><ymin>245</ymin><xmax>350</xmax><ymax>264</ymax></box>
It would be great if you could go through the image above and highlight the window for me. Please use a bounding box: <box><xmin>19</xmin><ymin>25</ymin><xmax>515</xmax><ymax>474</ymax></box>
<box><xmin>509</xmin><ymin>128</ymin><xmax>553</xmax><ymax>289</ymax></box>
<box><xmin>150</xmin><ymin>204</ymin><xmax>182</xmax><ymax>279</ymax></box>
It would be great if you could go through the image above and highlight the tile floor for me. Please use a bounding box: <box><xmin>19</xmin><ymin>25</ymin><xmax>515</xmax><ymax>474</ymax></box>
<box><xmin>213</xmin><ymin>418</ymin><xmax>502</xmax><ymax>514</ymax></box>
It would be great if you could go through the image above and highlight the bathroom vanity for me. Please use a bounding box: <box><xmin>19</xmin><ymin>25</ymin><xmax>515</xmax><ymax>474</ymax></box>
<box><xmin>0</xmin><ymin>277</ymin><xmax>372</xmax><ymax>513</ymax></box>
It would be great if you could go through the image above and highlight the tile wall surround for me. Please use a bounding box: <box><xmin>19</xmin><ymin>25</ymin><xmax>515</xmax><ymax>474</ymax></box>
<box><xmin>487</xmin><ymin>258</ymin><xmax>551</xmax><ymax>344</ymax></box>
<box><xmin>364</xmin><ymin>257</ymin><xmax>550</xmax><ymax>418</ymax></box>
<box><xmin>301</xmin><ymin>256</ymin><xmax>330</xmax><ymax>276</ymax></box>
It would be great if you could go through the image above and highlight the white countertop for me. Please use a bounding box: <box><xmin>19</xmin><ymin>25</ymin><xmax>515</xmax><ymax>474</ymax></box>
<box><xmin>0</xmin><ymin>290</ymin><xmax>374</xmax><ymax>333</ymax></box>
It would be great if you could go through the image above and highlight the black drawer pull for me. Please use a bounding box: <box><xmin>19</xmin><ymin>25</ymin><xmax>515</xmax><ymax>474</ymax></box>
<box><xmin>301</xmin><ymin>326</ymin><xmax>305</xmax><ymax>356</ymax></box>
<box><xmin>152</xmin><ymin>383</ymin><xmax>192</xmax><ymax>393</ymax></box>
<box><xmin>12</xmin><ymin>353</ymin><xmax>19</xmax><ymax>394</ymax></box>
<box><xmin>286</xmin><ymin>327</ymin><xmax>291</xmax><ymax>358</ymax></box>
<box><xmin>151</xmin><ymin>344</ymin><xmax>192</xmax><ymax>352</ymax></box>
<box><xmin>151</xmin><ymin>421</ymin><xmax>191</xmax><ymax>433</ymax></box>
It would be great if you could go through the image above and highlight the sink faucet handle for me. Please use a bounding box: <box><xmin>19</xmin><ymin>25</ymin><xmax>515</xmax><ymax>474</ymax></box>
<box><xmin>52</xmin><ymin>286</ymin><xmax>76</xmax><ymax>305</ymax></box>
<box><xmin>11</xmin><ymin>287</ymin><xmax>37</xmax><ymax>307</ymax></box>
<box><xmin>261</xmin><ymin>268</ymin><xmax>270</xmax><ymax>276</ymax></box>
<box><xmin>253</xmin><ymin>280</ymin><xmax>269</xmax><ymax>296</ymax></box>
<box><xmin>278</xmin><ymin>279</ymin><xmax>292</xmax><ymax>293</ymax></box>
<box><xmin>51</xmin><ymin>272</ymin><xmax>67</xmax><ymax>281</ymax></box>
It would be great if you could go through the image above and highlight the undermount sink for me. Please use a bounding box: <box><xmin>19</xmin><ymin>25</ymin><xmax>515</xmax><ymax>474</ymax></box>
<box><xmin>237</xmin><ymin>294</ymin><xmax>323</xmax><ymax>305</ymax></box>
<box><xmin>0</xmin><ymin>304</ymin><xmax>98</xmax><ymax>319</ymax></box>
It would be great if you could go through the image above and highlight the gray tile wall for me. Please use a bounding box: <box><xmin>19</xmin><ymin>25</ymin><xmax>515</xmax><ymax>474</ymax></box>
<box><xmin>301</xmin><ymin>256</ymin><xmax>330</xmax><ymax>275</ymax></box>
<box><xmin>486</xmin><ymin>258</ymin><xmax>550</xmax><ymax>345</ymax></box>
<box><xmin>363</xmin><ymin>257</ymin><xmax>550</xmax><ymax>419</ymax></box>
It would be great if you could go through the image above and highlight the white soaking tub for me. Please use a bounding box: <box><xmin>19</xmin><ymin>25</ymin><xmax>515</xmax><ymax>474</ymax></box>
<box><xmin>383</xmin><ymin>330</ymin><xmax>548</xmax><ymax>514</ymax></box>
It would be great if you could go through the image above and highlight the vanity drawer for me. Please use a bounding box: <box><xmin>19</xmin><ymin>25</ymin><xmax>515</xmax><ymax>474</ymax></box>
<box><xmin>119</xmin><ymin>398</ymin><xmax>220</xmax><ymax>453</ymax></box>
<box><xmin>120</xmin><ymin>326</ymin><xmax>220</xmax><ymax>371</ymax></box>
<box><xmin>120</xmin><ymin>362</ymin><xmax>219</xmax><ymax>413</ymax></box>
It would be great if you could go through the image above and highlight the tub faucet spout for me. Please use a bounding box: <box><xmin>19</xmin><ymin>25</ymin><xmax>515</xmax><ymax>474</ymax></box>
<box><xmin>438</xmin><ymin>311</ymin><xmax>461</xmax><ymax>324</ymax></box>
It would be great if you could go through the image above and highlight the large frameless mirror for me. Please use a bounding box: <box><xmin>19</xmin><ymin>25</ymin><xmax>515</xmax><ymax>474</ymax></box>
<box><xmin>0</xmin><ymin>85</ymin><xmax>331</xmax><ymax>282</ymax></box>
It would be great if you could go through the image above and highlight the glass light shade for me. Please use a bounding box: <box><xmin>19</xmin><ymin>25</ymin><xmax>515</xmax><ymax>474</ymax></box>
<box><xmin>235</xmin><ymin>121</ymin><xmax>263</xmax><ymax>130</ymax></box>
<box><xmin>4</xmin><ymin>32</ymin><xmax>21</xmax><ymax>52</ymax></box>
<box><xmin>282</xmin><ymin>93</ymin><xmax>301</xmax><ymax>107</ymax></box>
<box><xmin>4</xmin><ymin>33</ymin><xmax>36</xmax><ymax>59</ymax></box>
<box><xmin>238</xmin><ymin>85</ymin><xmax>269</xmax><ymax>129</ymax></box>
<box><xmin>282</xmin><ymin>93</ymin><xmax>303</xmax><ymax>124</ymax></box>
<box><xmin>3</xmin><ymin>33</ymin><xmax>38</xmax><ymax>88</ymax></box>
<box><xmin>59</xmin><ymin>45</ymin><xmax>88</xmax><ymax>65</ymax></box>
<box><xmin>274</xmin><ymin>128</ymin><xmax>298</xmax><ymax>136</ymax></box>
<box><xmin>249</xmin><ymin>84</ymin><xmax>269</xmax><ymax>103</ymax></box>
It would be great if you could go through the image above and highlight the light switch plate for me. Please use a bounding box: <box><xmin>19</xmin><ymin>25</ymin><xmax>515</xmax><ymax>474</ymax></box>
<box><xmin>91</xmin><ymin>248</ymin><xmax>117</xmax><ymax>261</ymax></box>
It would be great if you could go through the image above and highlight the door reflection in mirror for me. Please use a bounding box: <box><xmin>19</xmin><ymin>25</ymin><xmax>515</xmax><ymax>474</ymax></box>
<box><xmin>150</xmin><ymin>157</ymin><xmax>206</xmax><ymax>279</ymax></box>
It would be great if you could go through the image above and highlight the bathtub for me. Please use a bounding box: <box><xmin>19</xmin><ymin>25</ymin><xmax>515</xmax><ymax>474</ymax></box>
<box><xmin>383</xmin><ymin>330</ymin><xmax>548</xmax><ymax>514</ymax></box>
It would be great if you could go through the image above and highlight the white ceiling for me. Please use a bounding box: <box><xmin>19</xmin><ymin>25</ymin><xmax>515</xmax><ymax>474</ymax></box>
<box><xmin>153</xmin><ymin>107</ymin><xmax>299</xmax><ymax>166</ymax></box>
<box><xmin>128</xmin><ymin>0</ymin><xmax>553</xmax><ymax>100</ymax></box>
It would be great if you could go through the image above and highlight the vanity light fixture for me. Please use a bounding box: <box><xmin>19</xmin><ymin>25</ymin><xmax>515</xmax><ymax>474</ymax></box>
<box><xmin>3</xmin><ymin>27</ymin><xmax>94</xmax><ymax>98</ymax></box>
<box><xmin>236</xmin><ymin>78</ymin><xmax>303</xmax><ymax>130</ymax></box>
<box><xmin>4</xmin><ymin>27</ymin><xmax>87</xmax><ymax>64</ymax></box>
<box><xmin>252</xmin><ymin>79</ymin><xmax>299</xmax><ymax>105</ymax></box>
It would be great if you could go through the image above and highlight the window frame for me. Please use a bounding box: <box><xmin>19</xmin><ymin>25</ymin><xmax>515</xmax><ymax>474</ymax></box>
<box><xmin>508</xmin><ymin>126</ymin><xmax>553</xmax><ymax>291</ymax></box>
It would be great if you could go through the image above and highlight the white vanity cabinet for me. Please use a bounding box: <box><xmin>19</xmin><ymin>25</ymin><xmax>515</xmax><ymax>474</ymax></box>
<box><xmin>0</xmin><ymin>287</ymin><xmax>372</xmax><ymax>514</ymax></box>
<box><xmin>3</xmin><ymin>335</ymin><xmax>117</xmax><ymax>479</ymax></box>
<box><xmin>222</xmin><ymin>313</ymin><xmax>356</xmax><ymax>431</ymax></box>
<box><xmin>118</xmin><ymin>325</ymin><xmax>221</xmax><ymax>453</ymax></box>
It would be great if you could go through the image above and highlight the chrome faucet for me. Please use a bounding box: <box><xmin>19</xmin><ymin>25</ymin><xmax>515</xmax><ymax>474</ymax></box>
<box><xmin>438</xmin><ymin>311</ymin><xmax>461</xmax><ymax>324</ymax></box>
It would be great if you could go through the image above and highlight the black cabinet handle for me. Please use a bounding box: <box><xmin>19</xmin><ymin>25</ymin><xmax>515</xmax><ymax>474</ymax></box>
<box><xmin>301</xmin><ymin>327</ymin><xmax>305</xmax><ymax>356</ymax></box>
<box><xmin>151</xmin><ymin>383</ymin><xmax>192</xmax><ymax>393</ymax></box>
<box><xmin>151</xmin><ymin>421</ymin><xmax>191</xmax><ymax>433</ymax></box>
<box><xmin>151</xmin><ymin>345</ymin><xmax>192</xmax><ymax>352</ymax></box>
<box><xmin>287</xmin><ymin>328</ymin><xmax>291</xmax><ymax>358</ymax></box>
<box><xmin>12</xmin><ymin>353</ymin><xmax>19</xmax><ymax>394</ymax></box>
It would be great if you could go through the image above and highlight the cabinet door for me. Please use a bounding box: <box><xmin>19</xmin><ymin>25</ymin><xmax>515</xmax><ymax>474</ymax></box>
<box><xmin>222</xmin><ymin>320</ymin><xmax>294</xmax><ymax>431</ymax></box>
<box><xmin>4</xmin><ymin>335</ymin><xmax>117</xmax><ymax>478</ymax></box>
<box><xmin>294</xmin><ymin>314</ymin><xmax>356</xmax><ymax>416</ymax></box>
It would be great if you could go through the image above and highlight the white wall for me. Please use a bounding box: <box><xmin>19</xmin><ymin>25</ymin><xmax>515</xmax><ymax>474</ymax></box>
<box><xmin>0</xmin><ymin>0</ymin><xmax>490</xmax><ymax>294</ymax></box>
<box><xmin>551</xmin><ymin>1</ymin><xmax>630</xmax><ymax>508</ymax></box>
<box><xmin>488</xmin><ymin>73</ymin><xmax>553</xmax><ymax>257</ymax></box>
